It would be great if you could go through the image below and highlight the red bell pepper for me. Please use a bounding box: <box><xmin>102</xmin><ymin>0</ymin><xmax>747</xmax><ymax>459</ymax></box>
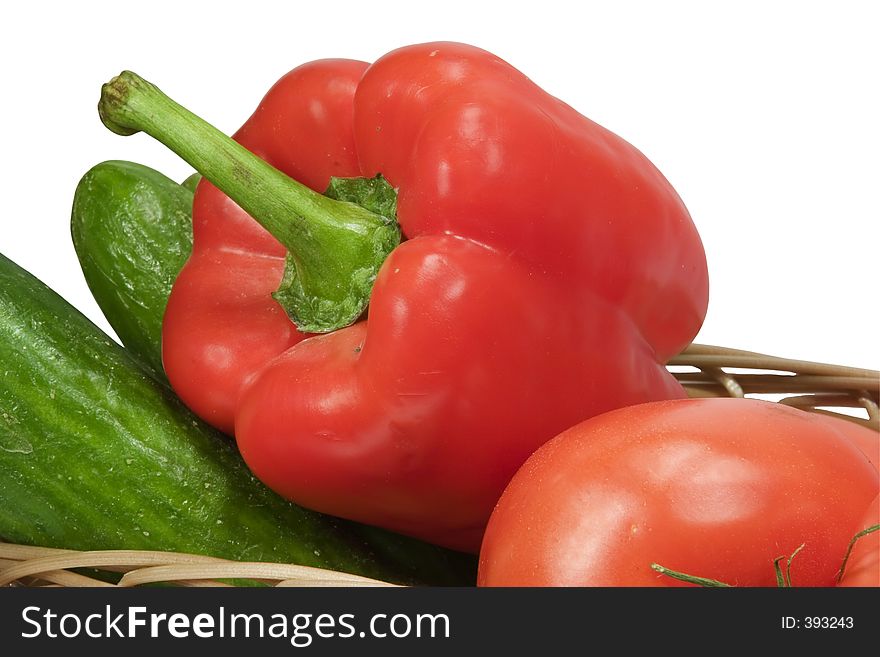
<box><xmin>99</xmin><ymin>42</ymin><xmax>708</xmax><ymax>552</ymax></box>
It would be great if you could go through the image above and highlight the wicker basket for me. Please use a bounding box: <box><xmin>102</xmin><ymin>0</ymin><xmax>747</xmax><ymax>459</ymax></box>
<box><xmin>3</xmin><ymin>343</ymin><xmax>877</xmax><ymax>587</ymax></box>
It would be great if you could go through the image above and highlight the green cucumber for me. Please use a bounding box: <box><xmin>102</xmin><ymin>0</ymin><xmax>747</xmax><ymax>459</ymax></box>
<box><xmin>0</xmin><ymin>252</ymin><xmax>475</xmax><ymax>584</ymax></box>
<box><xmin>181</xmin><ymin>172</ymin><xmax>201</xmax><ymax>193</ymax></box>
<box><xmin>71</xmin><ymin>161</ymin><xmax>194</xmax><ymax>379</ymax></box>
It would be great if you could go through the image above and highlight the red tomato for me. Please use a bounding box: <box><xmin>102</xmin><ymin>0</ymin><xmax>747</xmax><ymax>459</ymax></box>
<box><xmin>837</xmin><ymin>495</ymin><xmax>879</xmax><ymax>587</ymax></box>
<box><xmin>815</xmin><ymin>414</ymin><xmax>879</xmax><ymax>471</ymax></box>
<box><xmin>478</xmin><ymin>399</ymin><xmax>879</xmax><ymax>586</ymax></box>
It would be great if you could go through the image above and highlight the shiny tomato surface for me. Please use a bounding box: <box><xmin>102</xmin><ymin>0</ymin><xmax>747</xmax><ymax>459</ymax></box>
<box><xmin>478</xmin><ymin>399</ymin><xmax>879</xmax><ymax>586</ymax></box>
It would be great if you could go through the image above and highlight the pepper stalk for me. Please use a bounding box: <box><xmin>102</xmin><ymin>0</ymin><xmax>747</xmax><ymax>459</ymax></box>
<box><xmin>98</xmin><ymin>71</ymin><xmax>399</xmax><ymax>333</ymax></box>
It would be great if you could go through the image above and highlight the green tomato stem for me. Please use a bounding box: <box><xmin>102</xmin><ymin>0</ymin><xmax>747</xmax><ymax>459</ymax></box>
<box><xmin>773</xmin><ymin>543</ymin><xmax>805</xmax><ymax>587</ymax></box>
<box><xmin>650</xmin><ymin>563</ymin><xmax>732</xmax><ymax>587</ymax></box>
<box><xmin>836</xmin><ymin>523</ymin><xmax>880</xmax><ymax>583</ymax></box>
<box><xmin>773</xmin><ymin>556</ymin><xmax>786</xmax><ymax>587</ymax></box>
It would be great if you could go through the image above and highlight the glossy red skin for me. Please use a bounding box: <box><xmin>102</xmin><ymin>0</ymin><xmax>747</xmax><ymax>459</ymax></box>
<box><xmin>816</xmin><ymin>415</ymin><xmax>879</xmax><ymax>471</ymax></box>
<box><xmin>837</xmin><ymin>495</ymin><xmax>879</xmax><ymax>587</ymax></box>
<box><xmin>162</xmin><ymin>43</ymin><xmax>709</xmax><ymax>552</ymax></box>
<box><xmin>478</xmin><ymin>399</ymin><xmax>879</xmax><ymax>585</ymax></box>
<box><xmin>163</xmin><ymin>59</ymin><xmax>368</xmax><ymax>432</ymax></box>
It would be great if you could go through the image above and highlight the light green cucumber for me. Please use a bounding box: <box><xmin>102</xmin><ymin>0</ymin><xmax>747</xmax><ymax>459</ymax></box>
<box><xmin>71</xmin><ymin>160</ymin><xmax>194</xmax><ymax>379</ymax></box>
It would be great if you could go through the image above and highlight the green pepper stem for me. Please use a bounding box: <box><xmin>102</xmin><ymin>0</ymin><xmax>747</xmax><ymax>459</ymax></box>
<box><xmin>98</xmin><ymin>71</ymin><xmax>399</xmax><ymax>333</ymax></box>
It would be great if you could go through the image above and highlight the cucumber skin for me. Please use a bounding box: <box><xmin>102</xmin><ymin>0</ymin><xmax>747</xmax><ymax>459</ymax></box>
<box><xmin>71</xmin><ymin>161</ymin><xmax>194</xmax><ymax>379</ymax></box>
<box><xmin>0</xmin><ymin>253</ymin><xmax>474</xmax><ymax>584</ymax></box>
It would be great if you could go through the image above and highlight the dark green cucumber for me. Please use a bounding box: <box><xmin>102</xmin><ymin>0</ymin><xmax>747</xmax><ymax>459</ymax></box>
<box><xmin>71</xmin><ymin>161</ymin><xmax>194</xmax><ymax>378</ymax></box>
<box><xmin>0</xmin><ymin>253</ymin><xmax>475</xmax><ymax>584</ymax></box>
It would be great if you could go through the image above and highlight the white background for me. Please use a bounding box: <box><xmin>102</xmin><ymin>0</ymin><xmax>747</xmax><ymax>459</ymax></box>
<box><xmin>1</xmin><ymin>0</ymin><xmax>877</xmax><ymax>369</ymax></box>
